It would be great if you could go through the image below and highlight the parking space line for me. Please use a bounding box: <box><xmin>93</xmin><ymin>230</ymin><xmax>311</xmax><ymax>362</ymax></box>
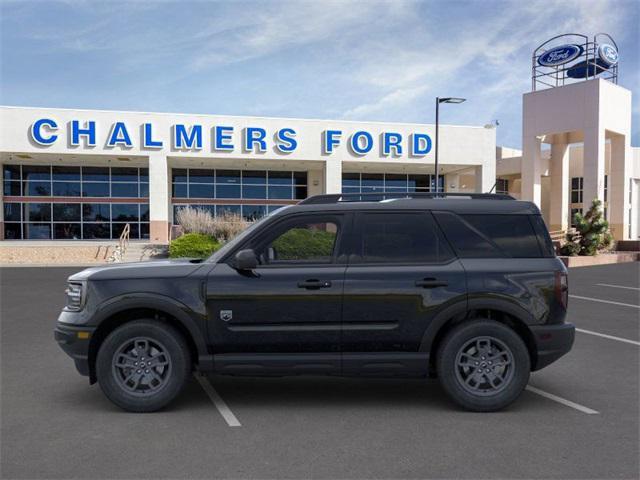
<box><xmin>195</xmin><ymin>374</ymin><xmax>242</xmax><ymax>427</ymax></box>
<box><xmin>576</xmin><ymin>327</ymin><xmax>640</xmax><ymax>346</ymax></box>
<box><xmin>569</xmin><ymin>294</ymin><xmax>639</xmax><ymax>309</ymax></box>
<box><xmin>525</xmin><ymin>385</ymin><xmax>599</xmax><ymax>415</ymax></box>
<box><xmin>595</xmin><ymin>283</ymin><xmax>640</xmax><ymax>291</ymax></box>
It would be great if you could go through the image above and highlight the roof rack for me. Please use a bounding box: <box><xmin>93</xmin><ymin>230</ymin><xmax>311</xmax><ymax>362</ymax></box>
<box><xmin>299</xmin><ymin>192</ymin><xmax>515</xmax><ymax>205</ymax></box>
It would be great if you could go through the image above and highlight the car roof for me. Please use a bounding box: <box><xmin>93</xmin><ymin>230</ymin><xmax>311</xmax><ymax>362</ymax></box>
<box><xmin>273</xmin><ymin>196</ymin><xmax>540</xmax><ymax>216</ymax></box>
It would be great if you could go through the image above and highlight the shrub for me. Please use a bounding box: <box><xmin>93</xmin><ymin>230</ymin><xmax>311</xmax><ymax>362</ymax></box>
<box><xmin>169</xmin><ymin>233</ymin><xmax>220</xmax><ymax>259</ymax></box>
<box><xmin>176</xmin><ymin>207</ymin><xmax>216</xmax><ymax>236</ymax></box>
<box><xmin>210</xmin><ymin>212</ymin><xmax>251</xmax><ymax>243</ymax></box>
<box><xmin>560</xmin><ymin>199</ymin><xmax>614</xmax><ymax>256</ymax></box>
<box><xmin>176</xmin><ymin>207</ymin><xmax>250</xmax><ymax>243</ymax></box>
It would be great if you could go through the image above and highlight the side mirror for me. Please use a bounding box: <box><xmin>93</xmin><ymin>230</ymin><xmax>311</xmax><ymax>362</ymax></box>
<box><xmin>234</xmin><ymin>249</ymin><xmax>258</xmax><ymax>271</ymax></box>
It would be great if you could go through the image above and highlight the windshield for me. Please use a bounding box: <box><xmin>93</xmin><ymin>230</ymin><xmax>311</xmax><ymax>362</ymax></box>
<box><xmin>206</xmin><ymin>206</ymin><xmax>292</xmax><ymax>263</ymax></box>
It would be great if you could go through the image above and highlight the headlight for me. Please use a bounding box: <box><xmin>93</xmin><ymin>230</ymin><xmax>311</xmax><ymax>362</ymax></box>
<box><xmin>65</xmin><ymin>282</ymin><xmax>85</xmax><ymax>311</ymax></box>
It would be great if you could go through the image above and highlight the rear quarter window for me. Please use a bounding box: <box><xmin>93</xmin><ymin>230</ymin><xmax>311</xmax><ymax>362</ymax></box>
<box><xmin>529</xmin><ymin>215</ymin><xmax>556</xmax><ymax>257</ymax></box>
<box><xmin>434</xmin><ymin>212</ymin><xmax>544</xmax><ymax>258</ymax></box>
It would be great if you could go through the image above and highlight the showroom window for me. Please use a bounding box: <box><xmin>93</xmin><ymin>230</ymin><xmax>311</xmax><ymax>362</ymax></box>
<box><xmin>172</xmin><ymin>168</ymin><xmax>306</xmax><ymax>200</ymax></box>
<box><xmin>171</xmin><ymin>168</ymin><xmax>306</xmax><ymax>223</ymax></box>
<box><xmin>3</xmin><ymin>165</ymin><xmax>148</xmax><ymax>198</ymax></box>
<box><xmin>172</xmin><ymin>204</ymin><xmax>286</xmax><ymax>223</ymax></box>
<box><xmin>2</xmin><ymin>164</ymin><xmax>149</xmax><ymax>240</ymax></box>
<box><xmin>341</xmin><ymin>173</ymin><xmax>444</xmax><ymax>194</ymax></box>
<box><xmin>4</xmin><ymin>202</ymin><xmax>149</xmax><ymax>240</ymax></box>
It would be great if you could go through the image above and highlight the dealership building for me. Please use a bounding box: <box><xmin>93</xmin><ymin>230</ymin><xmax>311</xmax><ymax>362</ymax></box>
<box><xmin>0</xmin><ymin>107</ymin><xmax>496</xmax><ymax>243</ymax></box>
<box><xmin>0</xmin><ymin>34</ymin><xmax>638</xmax><ymax>245</ymax></box>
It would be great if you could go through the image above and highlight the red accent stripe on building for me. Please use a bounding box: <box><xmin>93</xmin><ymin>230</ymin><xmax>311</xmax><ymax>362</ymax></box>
<box><xmin>170</xmin><ymin>198</ymin><xmax>298</xmax><ymax>205</ymax></box>
<box><xmin>3</xmin><ymin>196</ymin><xmax>148</xmax><ymax>203</ymax></box>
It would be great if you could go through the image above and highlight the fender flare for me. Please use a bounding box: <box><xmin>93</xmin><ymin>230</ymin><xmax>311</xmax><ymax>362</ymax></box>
<box><xmin>418</xmin><ymin>295</ymin><xmax>536</xmax><ymax>353</ymax></box>
<box><xmin>467</xmin><ymin>295</ymin><xmax>538</xmax><ymax>326</ymax></box>
<box><xmin>90</xmin><ymin>293</ymin><xmax>210</xmax><ymax>360</ymax></box>
<box><xmin>418</xmin><ymin>298</ymin><xmax>468</xmax><ymax>353</ymax></box>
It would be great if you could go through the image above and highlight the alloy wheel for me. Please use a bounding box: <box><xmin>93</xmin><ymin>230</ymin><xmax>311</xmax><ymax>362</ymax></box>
<box><xmin>454</xmin><ymin>336</ymin><xmax>515</xmax><ymax>396</ymax></box>
<box><xmin>112</xmin><ymin>336</ymin><xmax>172</xmax><ymax>396</ymax></box>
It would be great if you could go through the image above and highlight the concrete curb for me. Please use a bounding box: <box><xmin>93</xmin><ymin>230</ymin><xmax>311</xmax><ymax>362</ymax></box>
<box><xmin>560</xmin><ymin>252</ymin><xmax>639</xmax><ymax>268</ymax></box>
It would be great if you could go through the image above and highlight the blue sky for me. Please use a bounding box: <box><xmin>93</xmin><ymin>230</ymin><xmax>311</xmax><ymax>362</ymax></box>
<box><xmin>1</xmin><ymin>0</ymin><xmax>638</xmax><ymax>148</ymax></box>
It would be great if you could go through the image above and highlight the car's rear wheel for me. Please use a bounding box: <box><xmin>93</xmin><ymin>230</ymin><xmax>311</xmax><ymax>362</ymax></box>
<box><xmin>437</xmin><ymin>320</ymin><xmax>530</xmax><ymax>412</ymax></box>
<box><xmin>96</xmin><ymin>320</ymin><xmax>191</xmax><ymax>412</ymax></box>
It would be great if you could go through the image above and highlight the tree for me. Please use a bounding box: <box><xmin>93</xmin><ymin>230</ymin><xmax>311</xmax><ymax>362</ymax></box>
<box><xmin>560</xmin><ymin>199</ymin><xmax>614</xmax><ymax>256</ymax></box>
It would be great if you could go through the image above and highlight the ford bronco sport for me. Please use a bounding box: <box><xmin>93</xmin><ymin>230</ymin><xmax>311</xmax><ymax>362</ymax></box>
<box><xmin>55</xmin><ymin>192</ymin><xmax>574</xmax><ymax>412</ymax></box>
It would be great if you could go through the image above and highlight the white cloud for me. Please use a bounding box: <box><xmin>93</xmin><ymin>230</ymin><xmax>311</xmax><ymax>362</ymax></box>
<box><xmin>342</xmin><ymin>84</ymin><xmax>428</xmax><ymax>118</ymax></box>
<box><xmin>190</xmin><ymin>0</ymin><xmax>411</xmax><ymax>71</ymax></box>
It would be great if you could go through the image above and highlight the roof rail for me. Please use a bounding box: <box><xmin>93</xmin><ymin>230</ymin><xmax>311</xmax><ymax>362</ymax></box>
<box><xmin>299</xmin><ymin>192</ymin><xmax>515</xmax><ymax>205</ymax></box>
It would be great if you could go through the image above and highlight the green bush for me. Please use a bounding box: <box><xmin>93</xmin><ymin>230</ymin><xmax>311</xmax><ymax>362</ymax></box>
<box><xmin>560</xmin><ymin>199</ymin><xmax>614</xmax><ymax>256</ymax></box>
<box><xmin>272</xmin><ymin>228</ymin><xmax>336</xmax><ymax>260</ymax></box>
<box><xmin>169</xmin><ymin>233</ymin><xmax>220</xmax><ymax>259</ymax></box>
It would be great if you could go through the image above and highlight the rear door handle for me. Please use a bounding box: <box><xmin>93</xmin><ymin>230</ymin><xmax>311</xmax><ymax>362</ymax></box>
<box><xmin>415</xmin><ymin>278</ymin><xmax>448</xmax><ymax>288</ymax></box>
<box><xmin>298</xmin><ymin>279</ymin><xmax>332</xmax><ymax>290</ymax></box>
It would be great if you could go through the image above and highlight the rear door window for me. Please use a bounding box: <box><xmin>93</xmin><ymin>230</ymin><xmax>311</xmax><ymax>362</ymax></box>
<box><xmin>353</xmin><ymin>212</ymin><xmax>454</xmax><ymax>264</ymax></box>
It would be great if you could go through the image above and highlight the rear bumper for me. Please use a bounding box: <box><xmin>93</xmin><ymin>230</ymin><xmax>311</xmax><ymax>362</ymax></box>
<box><xmin>54</xmin><ymin>323</ymin><xmax>95</xmax><ymax>377</ymax></box>
<box><xmin>530</xmin><ymin>323</ymin><xmax>575</xmax><ymax>371</ymax></box>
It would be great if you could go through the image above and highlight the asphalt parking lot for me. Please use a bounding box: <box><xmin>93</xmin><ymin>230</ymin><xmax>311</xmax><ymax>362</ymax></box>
<box><xmin>1</xmin><ymin>262</ymin><xmax>638</xmax><ymax>479</ymax></box>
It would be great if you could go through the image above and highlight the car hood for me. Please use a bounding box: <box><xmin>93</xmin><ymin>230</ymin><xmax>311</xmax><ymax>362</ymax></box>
<box><xmin>68</xmin><ymin>259</ymin><xmax>208</xmax><ymax>282</ymax></box>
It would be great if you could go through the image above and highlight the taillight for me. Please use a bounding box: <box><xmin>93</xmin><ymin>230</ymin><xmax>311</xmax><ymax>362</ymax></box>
<box><xmin>555</xmin><ymin>271</ymin><xmax>568</xmax><ymax>309</ymax></box>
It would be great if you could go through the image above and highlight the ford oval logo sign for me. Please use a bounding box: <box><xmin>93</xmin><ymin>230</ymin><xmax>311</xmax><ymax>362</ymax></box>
<box><xmin>538</xmin><ymin>44</ymin><xmax>583</xmax><ymax>67</ymax></box>
<box><xmin>598</xmin><ymin>44</ymin><xmax>618</xmax><ymax>67</ymax></box>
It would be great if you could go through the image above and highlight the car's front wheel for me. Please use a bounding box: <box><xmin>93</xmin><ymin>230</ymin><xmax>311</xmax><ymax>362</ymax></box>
<box><xmin>96</xmin><ymin>320</ymin><xmax>191</xmax><ymax>412</ymax></box>
<box><xmin>437</xmin><ymin>320</ymin><xmax>530</xmax><ymax>412</ymax></box>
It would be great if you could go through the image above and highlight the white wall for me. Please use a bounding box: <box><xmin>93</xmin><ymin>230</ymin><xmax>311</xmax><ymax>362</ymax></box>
<box><xmin>0</xmin><ymin>106</ymin><xmax>495</xmax><ymax>168</ymax></box>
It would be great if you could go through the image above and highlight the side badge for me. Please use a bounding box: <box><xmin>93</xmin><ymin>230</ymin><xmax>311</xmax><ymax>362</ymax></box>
<box><xmin>220</xmin><ymin>310</ymin><xmax>233</xmax><ymax>322</ymax></box>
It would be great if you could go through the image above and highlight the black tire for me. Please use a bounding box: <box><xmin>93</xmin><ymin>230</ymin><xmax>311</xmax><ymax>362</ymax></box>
<box><xmin>436</xmin><ymin>320</ymin><xmax>530</xmax><ymax>412</ymax></box>
<box><xmin>96</xmin><ymin>319</ymin><xmax>191</xmax><ymax>412</ymax></box>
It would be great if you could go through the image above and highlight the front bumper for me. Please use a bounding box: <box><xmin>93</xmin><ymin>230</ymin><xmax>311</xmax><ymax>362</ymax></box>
<box><xmin>530</xmin><ymin>322</ymin><xmax>575</xmax><ymax>371</ymax></box>
<box><xmin>54</xmin><ymin>323</ymin><xmax>95</xmax><ymax>377</ymax></box>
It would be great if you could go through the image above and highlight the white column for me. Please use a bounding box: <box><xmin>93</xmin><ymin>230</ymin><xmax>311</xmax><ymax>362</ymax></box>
<box><xmin>474</xmin><ymin>161</ymin><xmax>495</xmax><ymax>193</ymax></box>
<box><xmin>609</xmin><ymin>134</ymin><xmax>631</xmax><ymax>240</ymax></box>
<box><xmin>522</xmin><ymin>135</ymin><xmax>542</xmax><ymax>206</ymax></box>
<box><xmin>148</xmin><ymin>153</ymin><xmax>170</xmax><ymax>244</ymax></box>
<box><xmin>323</xmin><ymin>159</ymin><xmax>342</xmax><ymax>194</ymax></box>
<box><xmin>549</xmin><ymin>136</ymin><xmax>570</xmax><ymax>231</ymax></box>
<box><xmin>582</xmin><ymin>126</ymin><xmax>606</xmax><ymax>209</ymax></box>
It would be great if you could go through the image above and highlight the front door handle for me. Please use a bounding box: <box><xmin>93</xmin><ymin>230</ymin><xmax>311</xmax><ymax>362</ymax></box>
<box><xmin>298</xmin><ymin>279</ymin><xmax>332</xmax><ymax>290</ymax></box>
<box><xmin>415</xmin><ymin>278</ymin><xmax>448</xmax><ymax>288</ymax></box>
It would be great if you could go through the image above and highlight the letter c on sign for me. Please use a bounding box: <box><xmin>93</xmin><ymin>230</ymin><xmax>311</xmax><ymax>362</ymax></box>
<box><xmin>31</xmin><ymin>118</ymin><xmax>58</xmax><ymax>145</ymax></box>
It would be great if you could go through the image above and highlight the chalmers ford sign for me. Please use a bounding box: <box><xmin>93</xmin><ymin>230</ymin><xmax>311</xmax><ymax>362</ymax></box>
<box><xmin>29</xmin><ymin>118</ymin><xmax>434</xmax><ymax>157</ymax></box>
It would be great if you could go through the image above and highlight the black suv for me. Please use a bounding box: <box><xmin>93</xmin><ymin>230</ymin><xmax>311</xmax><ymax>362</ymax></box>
<box><xmin>55</xmin><ymin>193</ymin><xmax>574</xmax><ymax>412</ymax></box>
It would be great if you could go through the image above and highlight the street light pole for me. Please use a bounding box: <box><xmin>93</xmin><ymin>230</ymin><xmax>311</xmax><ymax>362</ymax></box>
<box><xmin>434</xmin><ymin>96</ymin><xmax>466</xmax><ymax>197</ymax></box>
<box><xmin>435</xmin><ymin>97</ymin><xmax>440</xmax><ymax>196</ymax></box>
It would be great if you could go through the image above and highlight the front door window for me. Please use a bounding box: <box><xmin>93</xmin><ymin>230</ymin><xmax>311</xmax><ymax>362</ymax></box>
<box><xmin>256</xmin><ymin>218</ymin><xmax>340</xmax><ymax>265</ymax></box>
